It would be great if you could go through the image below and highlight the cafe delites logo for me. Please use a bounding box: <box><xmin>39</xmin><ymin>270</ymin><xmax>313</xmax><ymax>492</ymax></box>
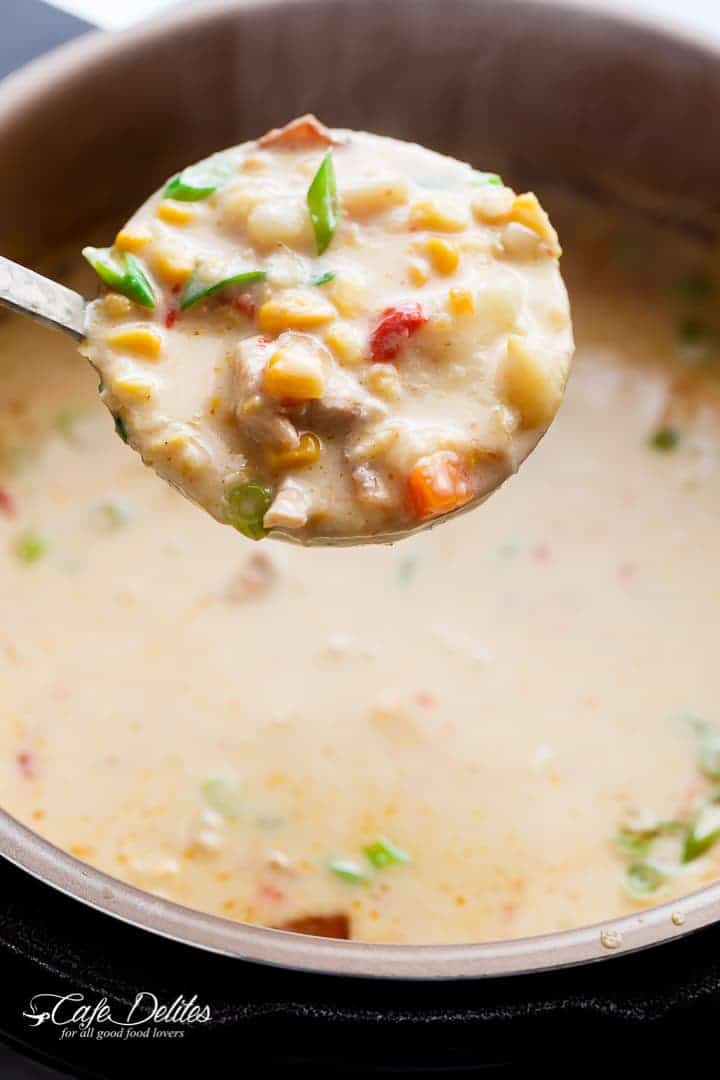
<box><xmin>23</xmin><ymin>991</ymin><xmax>211</xmax><ymax>1040</ymax></box>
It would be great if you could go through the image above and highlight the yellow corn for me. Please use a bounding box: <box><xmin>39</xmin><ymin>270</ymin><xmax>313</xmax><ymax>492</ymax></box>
<box><xmin>102</xmin><ymin>293</ymin><xmax>133</xmax><ymax>318</ymax></box>
<box><xmin>407</xmin><ymin>258</ymin><xmax>429</xmax><ymax>287</ymax></box>
<box><xmin>156</xmin><ymin>200</ymin><xmax>195</xmax><ymax>226</ymax></box>
<box><xmin>258</xmin><ymin>290</ymin><xmax>335</xmax><ymax>334</ymax></box>
<box><xmin>509</xmin><ymin>193</ymin><xmax>561</xmax><ymax>256</ymax></box>
<box><xmin>152</xmin><ymin>251</ymin><xmax>193</xmax><ymax>287</ymax></box>
<box><xmin>424</xmin><ymin>237</ymin><xmax>460</xmax><ymax>275</ymax></box>
<box><xmin>106</xmin><ymin>326</ymin><xmax>163</xmax><ymax>360</ymax></box>
<box><xmin>115</xmin><ymin>228</ymin><xmax>151</xmax><ymax>253</ymax></box>
<box><xmin>408</xmin><ymin>198</ymin><xmax>467</xmax><ymax>233</ymax></box>
<box><xmin>112</xmin><ymin>375</ymin><xmax>155</xmax><ymax>404</ymax></box>
<box><xmin>241</xmin><ymin>395</ymin><xmax>263</xmax><ymax>415</ymax></box>
<box><xmin>365</xmin><ymin>363</ymin><xmax>402</xmax><ymax>402</ymax></box>
<box><xmin>448</xmin><ymin>288</ymin><xmax>475</xmax><ymax>316</ymax></box>
<box><xmin>268</xmin><ymin>432</ymin><xmax>321</xmax><ymax>470</ymax></box>
<box><xmin>324</xmin><ymin>323</ymin><xmax>364</xmax><ymax>366</ymax></box>
<box><xmin>264</xmin><ymin>347</ymin><xmax>325</xmax><ymax>401</ymax></box>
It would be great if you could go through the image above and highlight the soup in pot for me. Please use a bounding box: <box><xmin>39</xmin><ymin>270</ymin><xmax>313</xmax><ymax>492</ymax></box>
<box><xmin>0</xmin><ymin>197</ymin><xmax>719</xmax><ymax>944</ymax></box>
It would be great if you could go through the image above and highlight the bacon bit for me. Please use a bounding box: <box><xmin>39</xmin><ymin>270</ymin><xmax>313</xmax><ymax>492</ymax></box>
<box><xmin>618</xmin><ymin>561</ymin><xmax>637</xmax><ymax>583</ymax></box>
<box><xmin>231</xmin><ymin>293</ymin><xmax>256</xmax><ymax>319</ymax></box>
<box><xmin>165</xmin><ymin>308</ymin><xmax>178</xmax><ymax>329</ymax></box>
<box><xmin>532</xmin><ymin>542</ymin><xmax>551</xmax><ymax>564</ymax></box>
<box><xmin>257</xmin><ymin>114</ymin><xmax>342</xmax><ymax>150</ymax></box>
<box><xmin>259</xmin><ymin>882</ymin><xmax>286</xmax><ymax>903</ymax></box>
<box><xmin>0</xmin><ymin>488</ymin><xmax>16</xmax><ymax>517</ymax></box>
<box><xmin>369</xmin><ymin>302</ymin><xmax>427</xmax><ymax>361</ymax></box>
<box><xmin>415</xmin><ymin>690</ymin><xmax>437</xmax><ymax>708</ymax></box>
<box><xmin>16</xmin><ymin>751</ymin><xmax>35</xmax><ymax>780</ymax></box>
<box><xmin>275</xmin><ymin>913</ymin><xmax>351</xmax><ymax>939</ymax></box>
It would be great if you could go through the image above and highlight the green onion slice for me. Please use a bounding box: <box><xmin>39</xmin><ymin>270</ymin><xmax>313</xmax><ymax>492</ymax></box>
<box><xmin>624</xmin><ymin>862</ymin><xmax>665</xmax><ymax>898</ymax></box>
<box><xmin>310</xmin><ymin>270</ymin><xmax>336</xmax><ymax>287</ymax></box>
<box><xmin>15</xmin><ymin>532</ymin><xmax>47</xmax><ymax>565</ymax></box>
<box><xmin>364</xmin><ymin>837</ymin><xmax>410</xmax><ymax>869</ymax></box>
<box><xmin>202</xmin><ymin>773</ymin><xmax>243</xmax><ymax>819</ymax></box>
<box><xmin>82</xmin><ymin>247</ymin><xmax>156</xmax><ymax>309</ymax></box>
<box><xmin>180</xmin><ymin>268</ymin><xmax>266</xmax><ymax>311</ymax></box>
<box><xmin>616</xmin><ymin>819</ymin><xmax>684</xmax><ymax>858</ymax></box>
<box><xmin>471</xmin><ymin>171</ymin><xmax>503</xmax><ymax>186</ymax></box>
<box><xmin>328</xmin><ymin>857</ymin><xmax>368</xmax><ymax>884</ymax></box>
<box><xmin>648</xmin><ymin>427</ymin><xmax>679</xmax><ymax>452</ymax></box>
<box><xmin>307</xmin><ymin>151</ymin><xmax>339</xmax><ymax>255</ymax></box>
<box><xmin>225</xmin><ymin>482</ymin><xmax>273</xmax><ymax>541</ymax></box>
<box><xmin>163</xmin><ymin>157</ymin><xmax>233</xmax><ymax>202</ymax></box>
<box><xmin>683</xmin><ymin>803</ymin><xmax>720</xmax><ymax>862</ymax></box>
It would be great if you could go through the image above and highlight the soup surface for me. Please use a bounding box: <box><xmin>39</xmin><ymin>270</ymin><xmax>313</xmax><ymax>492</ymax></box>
<box><xmin>1</xmin><ymin>197</ymin><xmax>719</xmax><ymax>944</ymax></box>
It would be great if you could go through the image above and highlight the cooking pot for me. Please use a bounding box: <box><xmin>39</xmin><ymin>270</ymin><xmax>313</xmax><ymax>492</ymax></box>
<box><xmin>2</xmin><ymin>0</ymin><xmax>720</xmax><ymax>1070</ymax></box>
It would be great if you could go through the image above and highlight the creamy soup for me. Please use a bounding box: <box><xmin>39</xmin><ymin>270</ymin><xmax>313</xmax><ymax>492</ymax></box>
<box><xmin>81</xmin><ymin>117</ymin><xmax>572</xmax><ymax>544</ymax></box>
<box><xmin>1</xmin><ymin>197</ymin><xmax>719</xmax><ymax>944</ymax></box>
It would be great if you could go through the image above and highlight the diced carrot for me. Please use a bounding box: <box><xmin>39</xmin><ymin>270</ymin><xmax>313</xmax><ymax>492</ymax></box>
<box><xmin>257</xmin><ymin>114</ymin><xmax>341</xmax><ymax>150</ymax></box>
<box><xmin>369</xmin><ymin>302</ymin><xmax>427</xmax><ymax>361</ymax></box>
<box><xmin>405</xmin><ymin>451</ymin><xmax>472</xmax><ymax>521</ymax></box>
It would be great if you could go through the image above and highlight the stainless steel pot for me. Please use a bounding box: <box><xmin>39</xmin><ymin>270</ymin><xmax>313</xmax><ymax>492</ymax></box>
<box><xmin>1</xmin><ymin>0</ymin><xmax>719</xmax><ymax>983</ymax></box>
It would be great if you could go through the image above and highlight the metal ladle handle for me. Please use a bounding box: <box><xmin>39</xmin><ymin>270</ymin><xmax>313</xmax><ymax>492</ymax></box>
<box><xmin>0</xmin><ymin>255</ymin><xmax>86</xmax><ymax>340</ymax></box>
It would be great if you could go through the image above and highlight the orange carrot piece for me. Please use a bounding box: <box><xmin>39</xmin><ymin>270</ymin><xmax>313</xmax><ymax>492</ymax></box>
<box><xmin>405</xmin><ymin>451</ymin><xmax>472</xmax><ymax>521</ymax></box>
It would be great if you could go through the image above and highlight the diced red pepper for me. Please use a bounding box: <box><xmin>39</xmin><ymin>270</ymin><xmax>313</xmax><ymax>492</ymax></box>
<box><xmin>259</xmin><ymin>882</ymin><xmax>285</xmax><ymax>902</ymax></box>
<box><xmin>257</xmin><ymin>114</ymin><xmax>341</xmax><ymax>150</ymax></box>
<box><xmin>0</xmin><ymin>488</ymin><xmax>16</xmax><ymax>517</ymax></box>
<box><xmin>231</xmin><ymin>293</ymin><xmax>257</xmax><ymax>319</ymax></box>
<box><xmin>369</xmin><ymin>302</ymin><xmax>427</xmax><ymax>361</ymax></box>
<box><xmin>16</xmin><ymin>750</ymin><xmax>35</xmax><ymax>780</ymax></box>
<box><xmin>165</xmin><ymin>308</ymin><xmax>178</xmax><ymax>329</ymax></box>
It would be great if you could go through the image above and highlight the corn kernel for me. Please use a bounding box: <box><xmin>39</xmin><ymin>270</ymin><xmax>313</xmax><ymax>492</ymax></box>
<box><xmin>106</xmin><ymin>326</ymin><xmax>163</xmax><ymax>360</ymax></box>
<box><xmin>112</xmin><ymin>375</ymin><xmax>155</xmax><ymax>404</ymax></box>
<box><xmin>156</xmin><ymin>200</ymin><xmax>195</xmax><ymax>226</ymax></box>
<box><xmin>268</xmin><ymin>432</ymin><xmax>321</xmax><ymax>470</ymax></box>
<box><xmin>424</xmin><ymin>237</ymin><xmax>460</xmax><ymax>275</ymax></box>
<box><xmin>324</xmin><ymin>323</ymin><xmax>364</xmax><ymax>366</ymax></box>
<box><xmin>115</xmin><ymin>228</ymin><xmax>151</xmax><ymax>253</ymax></box>
<box><xmin>152</xmin><ymin>250</ymin><xmax>194</xmax><ymax>286</ymax></box>
<box><xmin>258</xmin><ymin>289</ymin><xmax>335</xmax><ymax>334</ymax></box>
<box><xmin>408</xmin><ymin>198</ymin><xmax>468</xmax><ymax>233</ymax></box>
<box><xmin>448</xmin><ymin>288</ymin><xmax>475</xmax><ymax>316</ymax></box>
<box><xmin>500</xmin><ymin>335</ymin><xmax>565</xmax><ymax>429</ymax></box>
<box><xmin>365</xmin><ymin>363</ymin><xmax>402</xmax><ymax>402</ymax></box>
<box><xmin>241</xmin><ymin>395</ymin><xmax>263</xmax><ymax>415</ymax></box>
<box><xmin>407</xmin><ymin>258</ymin><xmax>429</xmax><ymax>287</ymax></box>
<box><xmin>102</xmin><ymin>293</ymin><xmax>133</xmax><ymax>318</ymax></box>
<box><xmin>264</xmin><ymin>346</ymin><xmax>325</xmax><ymax>401</ymax></box>
<box><xmin>509</xmin><ymin>193</ymin><xmax>561</xmax><ymax>255</ymax></box>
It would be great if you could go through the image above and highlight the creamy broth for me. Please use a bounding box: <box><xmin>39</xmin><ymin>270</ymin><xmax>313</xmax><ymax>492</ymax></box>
<box><xmin>1</xmin><ymin>199</ymin><xmax>719</xmax><ymax>943</ymax></box>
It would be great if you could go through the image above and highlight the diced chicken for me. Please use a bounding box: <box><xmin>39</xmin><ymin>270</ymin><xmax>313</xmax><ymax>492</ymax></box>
<box><xmin>234</xmin><ymin>335</ymin><xmax>299</xmax><ymax>450</ymax></box>
<box><xmin>309</xmin><ymin>364</ymin><xmax>387</xmax><ymax>430</ymax></box>
<box><xmin>352</xmin><ymin>464</ymin><xmax>391</xmax><ymax>507</ymax></box>
<box><xmin>257</xmin><ymin>114</ymin><xmax>341</xmax><ymax>150</ymax></box>
<box><xmin>263</xmin><ymin>478</ymin><xmax>310</xmax><ymax>530</ymax></box>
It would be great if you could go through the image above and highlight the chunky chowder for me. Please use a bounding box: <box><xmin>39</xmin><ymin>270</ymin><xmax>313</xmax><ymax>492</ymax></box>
<box><xmin>81</xmin><ymin>117</ymin><xmax>573</xmax><ymax>544</ymax></box>
<box><xmin>1</xmin><ymin>197</ymin><xmax>719</xmax><ymax>944</ymax></box>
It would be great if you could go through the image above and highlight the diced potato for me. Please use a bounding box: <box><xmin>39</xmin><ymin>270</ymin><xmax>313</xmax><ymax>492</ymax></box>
<box><xmin>324</xmin><ymin>322</ymin><xmax>365</xmax><ymax>366</ymax></box>
<box><xmin>365</xmin><ymin>363</ymin><xmax>402</xmax><ymax>402</ymax></box>
<box><xmin>500</xmin><ymin>335</ymin><xmax>565</xmax><ymax>428</ymax></box>
<box><xmin>424</xmin><ymin>237</ymin><xmax>460</xmax><ymax>275</ymax></box>
<box><xmin>106</xmin><ymin>326</ymin><xmax>163</xmax><ymax>360</ymax></box>
<box><xmin>263</xmin><ymin>337</ymin><xmax>325</xmax><ymax>401</ymax></box>
<box><xmin>474</xmin><ymin>280</ymin><xmax>520</xmax><ymax>334</ymax></box>
<box><xmin>115</xmin><ymin>228</ymin><xmax>152</xmax><ymax>253</ymax></box>
<box><xmin>341</xmin><ymin>175</ymin><xmax>409</xmax><ymax>217</ymax></box>
<box><xmin>218</xmin><ymin>184</ymin><xmax>263</xmax><ymax>230</ymax></box>
<box><xmin>247</xmin><ymin>196</ymin><xmax>311</xmax><ymax>250</ymax></box>
<box><xmin>509</xmin><ymin>193</ymin><xmax>561</xmax><ymax>255</ymax></box>
<box><xmin>329</xmin><ymin>270</ymin><xmax>368</xmax><ymax>318</ymax></box>
<box><xmin>152</xmin><ymin>246</ymin><xmax>194</xmax><ymax>286</ymax></box>
<box><xmin>112</xmin><ymin>374</ymin><xmax>156</xmax><ymax>404</ymax></box>
<box><xmin>258</xmin><ymin>289</ymin><xmax>336</xmax><ymax>334</ymax></box>
<box><xmin>350</xmin><ymin>424</ymin><xmax>400</xmax><ymax>461</ymax></box>
<box><xmin>471</xmin><ymin>186</ymin><xmax>514</xmax><ymax>224</ymax></box>
<box><xmin>408</xmin><ymin>197</ymin><xmax>468</xmax><ymax>232</ymax></box>
<box><xmin>154</xmin><ymin>431</ymin><xmax>210</xmax><ymax>477</ymax></box>
<box><xmin>268</xmin><ymin>432</ymin><xmax>321</xmax><ymax>470</ymax></box>
<box><xmin>156</xmin><ymin>200</ymin><xmax>195</xmax><ymax>226</ymax></box>
<box><xmin>500</xmin><ymin>222</ymin><xmax>543</xmax><ymax>259</ymax></box>
<box><xmin>448</xmin><ymin>288</ymin><xmax>475</xmax><ymax>316</ymax></box>
<box><xmin>102</xmin><ymin>293</ymin><xmax>133</xmax><ymax>318</ymax></box>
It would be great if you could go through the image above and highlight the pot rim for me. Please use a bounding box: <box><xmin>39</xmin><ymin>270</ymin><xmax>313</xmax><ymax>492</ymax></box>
<box><xmin>1</xmin><ymin>0</ymin><xmax>719</xmax><ymax>980</ymax></box>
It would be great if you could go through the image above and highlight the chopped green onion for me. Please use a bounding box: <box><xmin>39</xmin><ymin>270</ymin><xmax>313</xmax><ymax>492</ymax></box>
<box><xmin>679</xmin><ymin>317</ymin><xmax>708</xmax><ymax>346</ymax></box>
<box><xmin>471</xmin><ymin>171</ymin><xmax>502</xmax><ymax>186</ymax></box>
<box><xmin>683</xmin><ymin>803</ymin><xmax>720</xmax><ymax>862</ymax></box>
<box><xmin>310</xmin><ymin>270</ymin><xmax>336</xmax><ymax>287</ymax></box>
<box><xmin>54</xmin><ymin>409</ymin><xmax>81</xmax><ymax>442</ymax></box>
<box><xmin>113</xmin><ymin>415</ymin><xmax>129</xmax><ymax>444</ymax></box>
<box><xmin>92</xmin><ymin>498</ymin><xmax>132</xmax><ymax>531</ymax></box>
<box><xmin>14</xmin><ymin>532</ymin><xmax>47</xmax><ymax>565</ymax></box>
<box><xmin>82</xmin><ymin>247</ymin><xmax>156</xmax><ymax>309</ymax></box>
<box><xmin>616</xmin><ymin>827</ymin><xmax>653</xmax><ymax>859</ymax></box>
<box><xmin>624</xmin><ymin>862</ymin><xmax>665</xmax><ymax>898</ymax></box>
<box><xmin>328</xmin><ymin>857</ymin><xmax>368</xmax><ymax>884</ymax></box>
<box><xmin>678</xmin><ymin>271</ymin><xmax>714</xmax><ymax>302</ymax></box>
<box><xmin>700</xmin><ymin>735</ymin><xmax>720</xmax><ymax>781</ymax></box>
<box><xmin>163</xmin><ymin>157</ymin><xmax>233</xmax><ymax>202</ymax></box>
<box><xmin>677</xmin><ymin>710</ymin><xmax>709</xmax><ymax>737</ymax></box>
<box><xmin>649</xmin><ymin>427</ymin><xmax>679</xmax><ymax>452</ymax></box>
<box><xmin>364</xmin><ymin>837</ymin><xmax>410</xmax><ymax>869</ymax></box>
<box><xmin>307</xmin><ymin>151</ymin><xmax>339</xmax><ymax>255</ymax></box>
<box><xmin>202</xmin><ymin>773</ymin><xmax>242</xmax><ymax>819</ymax></box>
<box><xmin>225</xmin><ymin>482</ymin><xmax>273</xmax><ymax>541</ymax></box>
<box><xmin>180</xmin><ymin>268</ymin><xmax>266</xmax><ymax>311</ymax></box>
